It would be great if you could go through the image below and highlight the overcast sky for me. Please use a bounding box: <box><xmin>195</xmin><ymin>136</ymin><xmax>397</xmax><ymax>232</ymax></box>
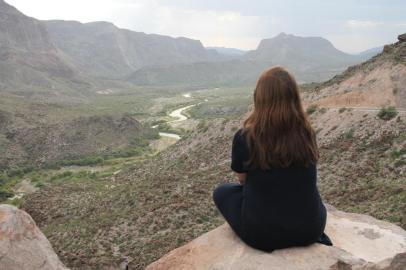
<box><xmin>6</xmin><ymin>0</ymin><xmax>406</xmax><ymax>53</ymax></box>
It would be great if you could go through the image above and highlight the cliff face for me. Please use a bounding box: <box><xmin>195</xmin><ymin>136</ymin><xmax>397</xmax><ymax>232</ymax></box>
<box><xmin>43</xmin><ymin>20</ymin><xmax>218</xmax><ymax>79</ymax></box>
<box><xmin>0</xmin><ymin>0</ymin><xmax>91</xmax><ymax>100</ymax></box>
<box><xmin>146</xmin><ymin>205</ymin><xmax>406</xmax><ymax>270</ymax></box>
<box><xmin>0</xmin><ymin>204</ymin><xmax>68</xmax><ymax>270</ymax></box>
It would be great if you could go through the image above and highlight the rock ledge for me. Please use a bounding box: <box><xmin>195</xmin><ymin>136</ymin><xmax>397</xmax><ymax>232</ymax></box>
<box><xmin>147</xmin><ymin>206</ymin><xmax>406</xmax><ymax>270</ymax></box>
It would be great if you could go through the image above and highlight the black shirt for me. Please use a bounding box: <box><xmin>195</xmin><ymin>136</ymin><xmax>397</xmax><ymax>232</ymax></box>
<box><xmin>231</xmin><ymin>128</ymin><xmax>327</xmax><ymax>250</ymax></box>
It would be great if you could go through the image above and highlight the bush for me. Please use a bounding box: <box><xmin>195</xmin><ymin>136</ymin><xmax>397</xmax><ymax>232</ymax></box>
<box><xmin>60</xmin><ymin>156</ymin><xmax>105</xmax><ymax>167</ymax></box>
<box><xmin>197</xmin><ymin>120</ymin><xmax>208</xmax><ymax>132</ymax></box>
<box><xmin>306</xmin><ymin>105</ymin><xmax>318</xmax><ymax>115</ymax></box>
<box><xmin>339</xmin><ymin>107</ymin><xmax>347</xmax><ymax>113</ymax></box>
<box><xmin>377</xmin><ymin>106</ymin><xmax>398</xmax><ymax>120</ymax></box>
<box><xmin>319</xmin><ymin>107</ymin><xmax>327</xmax><ymax>114</ymax></box>
<box><xmin>51</xmin><ymin>171</ymin><xmax>74</xmax><ymax>181</ymax></box>
<box><xmin>344</xmin><ymin>128</ymin><xmax>355</xmax><ymax>139</ymax></box>
<box><xmin>0</xmin><ymin>188</ymin><xmax>14</xmax><ymax>201</ymax></box>
<box><xmin>390</xmin><ymin>149</ymin><xmax>406</xmax><ymax>159</ymax></box>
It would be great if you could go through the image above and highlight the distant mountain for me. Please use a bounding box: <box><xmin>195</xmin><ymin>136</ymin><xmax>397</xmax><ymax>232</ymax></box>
<box><xmin>0</xmin><ymin>0</ymin><xmax>91</xmax><ymax>100</ymax></box>
<box><xmin>127</xmin><ymin>33</ymin><xmax>372</xmax><ymax>87</ymax></box>
<box><xmin>207</xmin><ymin>47</ymin><xmax>247</xmax><ymax>57</ymax></box>
<box><xmin>245</xmin><ymin>32</ymin><xmax>363</xmax><ymax>69</ymax></box>
<box><xmin>43</xmin><ymin>20</ymin><xmax>220</xmax><ymax>79</ymax></box>
<box><xmin>127</xmin><ymin>60</ymin><xmax>268</xmax><ymax>87</ymax></box>
<box><xmin>357</xmin><ymin>46</ymin><xmax>383</xmax><ymax>58</ymax></box>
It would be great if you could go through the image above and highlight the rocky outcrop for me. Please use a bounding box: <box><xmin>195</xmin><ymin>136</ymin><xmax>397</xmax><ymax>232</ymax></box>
<box><xmin>146</xmin><ymin>206</ymin><xmax>406</xmax><ymax>270</ymax></box>
<box><xmin>398</xmin><ymin>33</ymin><xmax>406</xmax><ymax>42</ymax></box>
<box><xmin>303</xmin><ymin>38</ymin><xmax>406</xmax><ymax>109</ymax></box>
<box><xmin>0</xmin><ymin>204</ymin><xmax>68</xmax><ymax>270</ymax></box>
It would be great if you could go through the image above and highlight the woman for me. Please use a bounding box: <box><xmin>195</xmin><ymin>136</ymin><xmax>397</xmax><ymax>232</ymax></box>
<box><xmin>212</xmin><ymin>66</ymin><xmax>332</xmax><ymax>251</ymax></box>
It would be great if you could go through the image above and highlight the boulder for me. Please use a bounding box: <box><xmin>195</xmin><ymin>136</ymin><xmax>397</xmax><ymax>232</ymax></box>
<box><xmin>0</xmin><ymin>204</ymin><xmax>68</xmax><ymax>270</ymax></box>
<box><xmin>146</xmin><ymin>206</ymin><xmax>406</xmax><ymax>270</ymax></box>
<box><xmin>383</xmin><ymin>44</ymin><xmax>392</xmax><ymax>53</ymax></box>
<box><xmin>398</xmin><ymin>33</ymin><xmax>406</xmax><ymax>42</ymax></box>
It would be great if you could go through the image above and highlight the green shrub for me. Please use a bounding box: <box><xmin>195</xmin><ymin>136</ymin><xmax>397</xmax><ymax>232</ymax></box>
<box><xmin>60</xmin><ymin>156</ymin><xmax>105</xmax><ymax>167</ymax></box>
<box><xmin>339</xmin><ymin>107</ymin><xmax>347</xmax><ymax>113</ymax></box>
<box><xmin>377</xmin><ymin>106</ymin><xmax>398</xmax><ymax>120</ymax></box>
<box><xmin>390</xmin><ymin>149</ymin><xmax>406</xmax><ymax>159</ymax></box>
<box><xmin>51</xmin><ymin>171</ymin><xmax>73</xmax><ymax>180</ymax></box>
<box><xmin>0</xmin><ymin>188</ymin><xmax>14</xmax><ymax>201</ymax></box>
<box><xmin>7</xmin><ymin>168</ymin><xmax>24</xmax><ymax>177</ymax></box>
<box><xmin>197</xmin><ymin>120</ymin><xmax>208</xmax><ymax>132</ymax></box>
<box><xmin>306</xmin><ymin>105</ymin><xmax>318</xmax><ymax>115</ymax></box>
<box><xmin>319</xmin><ymin>107</ymin><xmax>327</xmax><ymax>114</ymax></box>
<box><xmin>344</xmin><ymin>128</ymin><xmax>355</xmax><ymax>139</ymax></box>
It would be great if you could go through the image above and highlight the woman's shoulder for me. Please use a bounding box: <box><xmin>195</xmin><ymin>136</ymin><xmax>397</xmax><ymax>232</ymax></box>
<box><xmin>233</xmin><ymin>128</ymin><xmax>246</xmax><ymax>143</ymax></box>
<box><xmin>233</xmin><ymin>128</ymin><xmax>245</xmax><ymax>138</ymax></box>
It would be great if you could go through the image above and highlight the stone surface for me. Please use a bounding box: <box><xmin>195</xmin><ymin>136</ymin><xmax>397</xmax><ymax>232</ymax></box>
<box><xmin>398</xmin><ymin>33</ymin><xmax>406</xmax><ymax>42</ymax></box>
<box><xmin>383</xmin><ymin>44</ymin><xmax>392</xmax><ymax>53</ymax></box>
<box><xmin>0</xmin><ymin>204</ymin><xmax>68</xmax><ymax>270</ymax></box>
<box><xmin>146</xmin><ymin>206</ymin><xmax>406</xmax><ymax>270</ymax></box>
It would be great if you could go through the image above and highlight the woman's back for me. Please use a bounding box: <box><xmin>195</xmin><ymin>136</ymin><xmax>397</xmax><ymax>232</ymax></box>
<box><xmin>232</xmin><ymin>129</ymin><xmax>326</xmax><ymax>250</ymax></box>
<box><xmin>213</xmin><ymin>66</ymin><xmax>330</xmax><ymax>251</ymax></box>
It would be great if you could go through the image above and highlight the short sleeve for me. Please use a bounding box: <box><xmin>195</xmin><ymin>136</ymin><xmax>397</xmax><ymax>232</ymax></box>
<box><xmin>231</xmin><ymin>129</ymin><xmax>249</xmax><ymax>173</ymax></box>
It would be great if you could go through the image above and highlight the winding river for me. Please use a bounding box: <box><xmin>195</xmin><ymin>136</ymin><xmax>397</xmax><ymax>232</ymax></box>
<box><xmin>152</xmin><ymin>98</ymin><xmax>198</xmax><ymax>140</ymax></box>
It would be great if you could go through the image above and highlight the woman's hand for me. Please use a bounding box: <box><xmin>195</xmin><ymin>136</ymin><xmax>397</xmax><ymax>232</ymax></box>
<box><xmin>236</xmin><ymin>173</ymin><xmax>247</xmax><ymax>185</ymax></box>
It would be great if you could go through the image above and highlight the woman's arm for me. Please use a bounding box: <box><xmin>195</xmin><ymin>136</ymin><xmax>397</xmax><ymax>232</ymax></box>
<box><xmin>236</xmin><ymin>172</ymin><xmax>247</xmax><ymax>185</ymax></box>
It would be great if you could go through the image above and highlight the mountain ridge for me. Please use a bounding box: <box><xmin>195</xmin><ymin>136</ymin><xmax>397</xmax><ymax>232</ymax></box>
<box><xmin>1</xmin><ymin>0</ymin><xmax>386</xmax><ymax>95</ymax></box>
<box><xmin>43</xmin><ymin>19</ymin><xmax>220</xmax><ymax>79</ymax></box>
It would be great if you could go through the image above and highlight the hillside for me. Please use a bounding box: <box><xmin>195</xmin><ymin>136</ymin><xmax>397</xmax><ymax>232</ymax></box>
<box><xmin>303</xmin><ymin>36</ymin><xmax>406</xmax><ymax>109</ymax></box>
<box><xmin>0</xmin><ymin>108</ymin><xmax>157</xmax><ymax>170</ymax></box>
<box><xmin>0</xmin><ymin>0</ymin><xmax>92</xmax><ymax>100</ymax></box>
<box><xmin>21</xmin><ymin>106</ymin><xmax>405</xmax><ymax>269</ymax></box>
<box><xmin>43</xmin><ymin>20</ymin><xmax>220</xmax><ymax>79</ymax></box>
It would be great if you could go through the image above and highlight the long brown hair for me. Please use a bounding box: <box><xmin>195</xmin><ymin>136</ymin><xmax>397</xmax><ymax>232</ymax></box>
<box><xmin>242</xmin><ymin>66</ymin><xmax>318</xmax><ymax>169</ymax></box>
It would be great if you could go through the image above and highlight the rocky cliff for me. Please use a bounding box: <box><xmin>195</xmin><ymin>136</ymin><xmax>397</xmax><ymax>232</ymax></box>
<box><xmin>0</xmin><ymin>204</ymin><xmax>68</xmax><ymax>270</ymax></box>
<box><xmin>147</xmin><ymin>205</ymin><xmax>406</xmax><ymax>270</ymax></box>
<box><xmin>43</xmin><ymin>20</ymin><xmax>219</xmax><ymax>79</ymax></box>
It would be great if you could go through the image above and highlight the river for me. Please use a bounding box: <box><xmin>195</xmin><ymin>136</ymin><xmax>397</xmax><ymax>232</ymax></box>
<box><xmin>152</xmin><ymin>100</ymin><xmax>199</xmax><ymax>140</ymax></box>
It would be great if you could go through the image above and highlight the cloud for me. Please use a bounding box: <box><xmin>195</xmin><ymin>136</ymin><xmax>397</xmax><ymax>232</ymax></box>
<box><xmin>7</xmin><ymin>0</ymin><xmax>406</xmax><ymax>52</ymax></box>
<box><xmin>104</xmin><ymin>0</ymin><xmax>273</xmax><ymax>49</ymax></box>
<box><xmin>346</xmin><ymin>19</ymin><xmax>384</xmax><ymax>28</ymax></box>
<box><xmin>7</xmin><ymin>0</ymin><xmax>273</xmax><ymax>49</ymax></box>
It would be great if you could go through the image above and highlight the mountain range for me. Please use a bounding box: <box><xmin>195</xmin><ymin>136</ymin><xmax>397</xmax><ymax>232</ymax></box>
<box><xmin>0</xmin><ymin>0</ymin><xmax>385</xmax><ymax>99</ymax></box>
